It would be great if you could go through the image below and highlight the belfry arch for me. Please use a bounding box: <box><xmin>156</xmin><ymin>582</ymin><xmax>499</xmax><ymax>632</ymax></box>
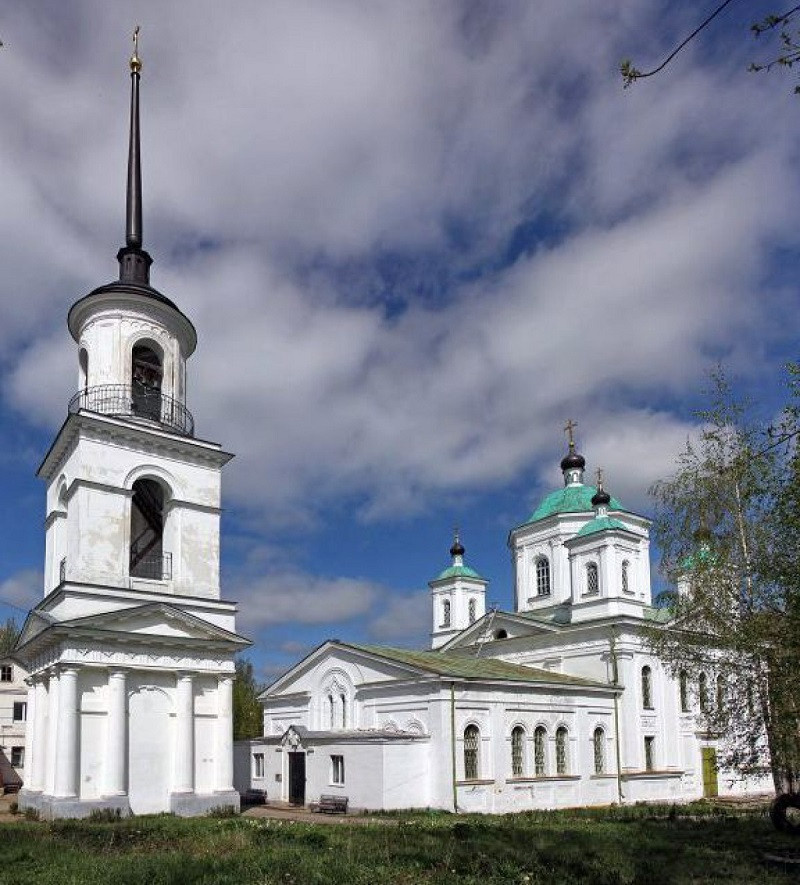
<box><xmin>129</xmin><ymin>477</ymin><xmax>169</xmax><ymax>580</ymax></box>
<box><xmin>131</xmin><ymin>340</ymin><xmax>163</xmax><ymax>421</ymax></box>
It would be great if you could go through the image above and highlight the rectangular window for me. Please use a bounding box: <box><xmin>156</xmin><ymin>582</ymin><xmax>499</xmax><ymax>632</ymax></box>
<box><xmin>11</xmin><ymin>747</ymin><xmax>24</xmax><ymax>768</ymax></box>
<box><xmin>12</xmin><ymin>701</ymin><xmax>27</xmax><ymax>722</ymax></box>
<box><xmin>644</xmin><ymin>736</ymin><xmax>655</xmax><ymax>772</ymax></box>
<box><xmin>0</xmin><ymin>665</ymin><xmax>11</xmax><ymax>682</ymax></box>
<box><xmin>253</xmin><ymin>753</ymin><xmax>265</xmax><ymax>778</ymax></box>
<box><xmin>331</xmin><ymin>754</ymin><xmax>345</xmax><ymax>785</ymax></box>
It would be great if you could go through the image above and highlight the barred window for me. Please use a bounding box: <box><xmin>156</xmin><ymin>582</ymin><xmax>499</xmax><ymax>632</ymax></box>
<box><xmin>698</xmin><ymin>672</ymin><xmax>709</xmax><ymax>712</ymax></box>
<box><xmin>679</xmin><ymin>670</ymin><xmax>690</xmax><ymax>712</ymax></box>
<box><xmin>511</xmin><ymin>726</ymin><xmax>525</xmax><ymax>777</ymax></box>
<box><xmin>442</xmin><ymin>599</ymin><xmax>451</xmax><ymax>627</ymax></box>
<box><xmin>644</xmin><ymin>736</ymin><xmax>655</xmax><ymax>771</ymax></box>
<box><xmin>555</xmin><ymin>726</ymin><xmax>568</xmax><ymax>775</ymax></box>
<box><xmin>536</xmin><ymin>556</ymin><xmax>551</xmax><ymax>597</ymax></box>
<box><xmin>586</xmin><ymin>562</ymin><xmax>599</xmax><ymax>596</ymax></box>
<box><xmin>621</xmin><ymin>559</ymin><xmax>631</xmax><ymax>593</ymax></box>
<box><xmin>468</xmin><ymin>598</ymin><xmax>476</xmax><ymax>624</ymax></box>
<box><xmin>464</xmin><ymin>725</ymin><xmax>480</xmax><ymax>780</ymax></box>
<box><xmin>534</xmin><ymin>726</ymin><xmax>547</xmax><ymax>776</ymax></box>
<box><xmin>641</xmin><ymin>666</ymin><xmax>653</xmax><ymax>709</ymax></box>
<box><xmin>593</xmin><ymin>727</ymin><xmax>605</xmax><ymax>774</ymax></box>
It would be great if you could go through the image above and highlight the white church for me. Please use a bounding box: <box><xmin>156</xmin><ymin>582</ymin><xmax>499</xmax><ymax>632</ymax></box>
<box><xmin>13</xmin><ymin>37</ymin><xmax>248</xmax><ymax>818</ymax></box>
<box><xmin>237</xmin><ymin>440</ymin><xmax>769</xmax><ymax>813</ymax></box>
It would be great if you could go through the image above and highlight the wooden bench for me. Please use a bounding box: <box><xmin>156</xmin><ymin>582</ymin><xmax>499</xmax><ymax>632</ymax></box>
<box><xmin>311</xmin><ymin>793</ymin><xmax>349</xmax><ymax>814</ymax></box>
<box><xmin>241</xmin><ymin>788</ymin><xmax>267</xmax><ymax>806</ymax></box>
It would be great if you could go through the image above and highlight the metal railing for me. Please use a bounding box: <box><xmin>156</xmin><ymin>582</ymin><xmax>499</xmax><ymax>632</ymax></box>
<box><xmin>68</xmin><ymin>384</ymin><xmax>194</xmax><ymax>437</ymax></box>
<box><xmin>130</xmin><ymin>551</ymin><xmax>172</xmax><ymax>581</ymax></box>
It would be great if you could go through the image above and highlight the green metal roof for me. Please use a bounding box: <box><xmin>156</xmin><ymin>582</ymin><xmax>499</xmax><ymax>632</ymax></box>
<box><xmin>434</xmin><ymin>564</ymin><xmax>485</xmax><ymax>581</ymax></box>
<box><xmin>573</xmin><ymin>516</ymin><xmax>633</xmax><ymax>538</ymax></box>
<box><xmin>344</xmin><ymin>642</ymin><xmax>607</xmax><ymax>687</ymax></box>
<box><xmin>526</xmin><ymin>484</ymin><xmax>623</xmax><ymax>523</ymax></box>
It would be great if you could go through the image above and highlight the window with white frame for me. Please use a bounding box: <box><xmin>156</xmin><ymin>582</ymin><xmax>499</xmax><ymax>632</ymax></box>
<box><xmin>468</xmin><ymin>598</ymin><xmax>476</xmax><ymax>624</ymax></box>
<box><xmin>442</xmin><ymin>599</ymin><xmax>451</xmax><ymax>627</ymax></box>
<box><xmin>555</xmin><ymin>726</ymin><xmax>569</xmax><ymax>775</ymax></box>
<box><xmin>464</xmin><ymin>725</ymin><xmax>480</xmax><ymax>780</ymax></box>
<box><xmin>679</xmin><ymin>670</ymin><xmax>690</xmax><ymax>712</ymax></box>
<box><xmin>644</xmin><ymin>736</ymin><xmax>655</xmax><ymax>771</ymax></box>
<box><xmin>331</xmin><ymin>754</ymin><xmax>345</xmax><ymax>785</ymax></box>
<box><xmin>511</xmin><ymin>726</ymin><xmax>525</xmax><ymax>777</ymax></box>
<box><xmin>621</xmin><ymin>559</ymin><xmax>631</xmax><ymax>593</ymax></box>
<box><xmin>536</xmin><ymin>556</ymin><xmax>551</xmax><ymax>596</ymax></box>
<box><xmin>253</xmin><ymin>753</ymin><xmax>265</xmax><ymax>778</ymax></box>
<box><xmin>641</xmin><ymin>666</ymin><xmax>653</xmax><ymax>709</ymax></box>
<box><xmin>12</xmin><ymin>701</ymin><xmax>26</xmax><ymax>722</ymax></box>
<box><xmin>593</xmin><ymin>727</ymin><xmax>605</xmax><ymax>774</ymax></box>
<box><xmin>534</xmin><ymin>726</ymin><xmax>547</xmax><ymax>776</ymax></box>
<box><xmin>586</xmin><ymin>562</ymin><xmax>599</xmax><ymax>596</ymax></box>
<box><xmin>11</xmin><ymin>747</ymin><xmax>24</xmax><ymax>768</ymax></box>
<box><xmin>0</xmin><ymin>665</ymin><xmax>11</xmax><ymax>682</ymax></box>
<box><xmin>328</xmin><ymin>694</ymin><xmax>335</xmax><ymax>728</ymax></box>
<box><xmin>340</xmin><ymin>693</ymin><xmax>348</xmax><ymax>728</ymax></box>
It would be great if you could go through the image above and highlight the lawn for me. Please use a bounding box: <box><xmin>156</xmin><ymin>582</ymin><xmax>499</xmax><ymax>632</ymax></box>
<box><xmin>0</xmin><ymin>803</ymin><xmax>797</xmax><ymax>885</ymax></box>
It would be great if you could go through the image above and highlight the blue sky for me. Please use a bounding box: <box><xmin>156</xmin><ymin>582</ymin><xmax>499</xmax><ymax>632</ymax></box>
<box><xmin>0</xmin><ymin>1</ymin><xmax>798</xmax><ymax>684</ymax></box>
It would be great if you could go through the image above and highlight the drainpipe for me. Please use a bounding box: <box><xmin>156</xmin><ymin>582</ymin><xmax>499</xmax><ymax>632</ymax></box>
<box><xmin>450</xmin><ymin>681</ymin><xmax>458</xmax><ymax>813</ymax></box>
<box><xmin>610</xmin><ymin>629</ymin><xmax>624</xmax><ymax>804</ymax></box>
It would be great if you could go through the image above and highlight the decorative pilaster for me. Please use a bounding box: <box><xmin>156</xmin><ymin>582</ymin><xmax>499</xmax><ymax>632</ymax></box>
<box><xmin>173</xmin><ymin>672</ymin><xmax>195</xmax><ymax>793</ymax></box>
<box><xmin>44</xmin><ymin>668</ymin><xmax>60</xmax><ymax>795</ymax></box>
<box><xmin>105</xmin><ymin>668</ymin><xmax>129</xmax><ymax>796</ymax></box>
<box><xmin>54</xmin><ymin>666</ymin><xmax>79</xmax><ymax>798</ymax></box>
<box><xmin>31</xmin><ymin>675</ymin><xmax>48</xmax><ymax>792</ymax></box>
<box><xmin>215</xmin><ymin>675</ymin><xmax>234</xmax><ymax>791</ymax></box>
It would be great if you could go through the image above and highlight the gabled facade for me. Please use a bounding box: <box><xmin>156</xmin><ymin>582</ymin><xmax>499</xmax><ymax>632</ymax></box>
<box><xmin>14</xmin><ymin>37</ymin><xmax>248</xmax><ymax>819</ymax></box>
<box><xmin>246</xmin><ymin>440</ymin><xmax>770</xmax><ymax>812</ymax></box>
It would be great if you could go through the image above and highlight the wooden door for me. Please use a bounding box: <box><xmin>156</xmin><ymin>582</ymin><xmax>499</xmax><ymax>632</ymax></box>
<box><xmin>288</xmin><ymin>752</ymin><xmax>306</xmax><ymax>806</ymax></box>
<box><xmin>701</xmin><ymin>747</ymin><xmax>718</xmax><ymax>798</ymax></box>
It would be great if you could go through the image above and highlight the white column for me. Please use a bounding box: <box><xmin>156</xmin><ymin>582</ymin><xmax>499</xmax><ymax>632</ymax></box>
<box><xmin>105</xmin><ymin>668</ymin><xmax>128</xmax><ymax>796</ymax></box>
<box><xmin>215</xmin><ymin>674</ymin><xmax>234</xmax><ymax>791</ymax></box>
<box><xmin>173</xmin><ymin>672</ymin><xmax>194</xmax><ymax>793</ymax></box>
<box><xmin>31</xmin><ymin>675</ymin><xmax>48</xmax><ymax>792</ymax></box>
<box><xmin>44</xmin><ymin>668</ymin><xmax>60</xmax><ymax>795</ymax></box>
<box><xmin>54</xmin><ymin>666</ymin><xmax>79</xmax><ymax>798</ymax></box>
<box><xmin>22</xmin><ymin>678</ymin><xmax>36</xmax><ymax>789</ymax></box>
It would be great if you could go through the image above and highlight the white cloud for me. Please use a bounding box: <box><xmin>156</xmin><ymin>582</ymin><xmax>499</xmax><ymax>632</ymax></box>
<box><xmin>0</xmin><ymin>570</ymin><xmax>42</xmax><ymax>611</ymax></box>
<box><xmin>367</xmin><ymin>591</ymin><xmax>430</xmax><ymax>645</ymax></box>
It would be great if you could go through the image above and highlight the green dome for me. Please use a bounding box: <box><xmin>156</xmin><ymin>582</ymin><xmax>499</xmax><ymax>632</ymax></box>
<box><xmin>434</xmin><ymin>564</ymin><xmax>484</xmax><ymax>581</ymax></box>
<box><xmin>527</xmin><ymin>485</ymin><xmax>623</xmax><ymax>523</ymax></box>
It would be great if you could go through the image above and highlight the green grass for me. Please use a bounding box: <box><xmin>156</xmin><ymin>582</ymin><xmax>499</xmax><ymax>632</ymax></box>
<box><xmin>0</xmin><ymin>804</ymin><xmax>797</xmax><ymax>885</ymax></box>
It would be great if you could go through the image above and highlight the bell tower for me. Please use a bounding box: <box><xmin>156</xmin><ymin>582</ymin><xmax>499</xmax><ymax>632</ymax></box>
<box><xmin>16</xmin><ymin>31</ymin><xmax>249</xmax><ymax>819</ymax></box>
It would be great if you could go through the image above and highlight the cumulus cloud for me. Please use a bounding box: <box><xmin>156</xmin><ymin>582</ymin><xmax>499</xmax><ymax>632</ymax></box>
<box><xmin>0</xmin><ymin>570</ymin><xmax>42</xmax><ymax>611</ymax></box>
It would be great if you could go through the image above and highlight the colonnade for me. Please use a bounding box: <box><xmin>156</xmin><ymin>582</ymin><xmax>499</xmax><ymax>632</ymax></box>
<box><xmin>23</xmin><ymin>665</ymin><xmax>235</xmax><ymax>803</ymax></box>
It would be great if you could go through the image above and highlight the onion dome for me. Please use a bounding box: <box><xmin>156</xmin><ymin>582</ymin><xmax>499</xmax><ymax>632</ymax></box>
<box><xmin>560</xmin><ymin>447</ymin><xmax>586</xmax><ymax>472</ymax></box>
<box><xmin>450</xmin><ymin>528</ymin><xmax>465</xmax><ymax>559</ymax></box>
<box><xmin>591</xmin><ymin>469</ymin><xmax>611</xmax><ymax>507</ymax></box>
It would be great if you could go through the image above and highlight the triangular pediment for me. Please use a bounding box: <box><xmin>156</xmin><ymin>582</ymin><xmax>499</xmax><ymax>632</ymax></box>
<box><xmin>439</xmin><ymin>610</ymin><xmax>560</xmax><ymax>652</ymax></box>
<box><xmin>15</xmin><ymin>609</ymin><xmax>57</xmax><ymax>649</ymax></box>
<box><xmin>60</xmin><ymin>603</ymin><xmax>249</xmax><ymax>646</ymax></box>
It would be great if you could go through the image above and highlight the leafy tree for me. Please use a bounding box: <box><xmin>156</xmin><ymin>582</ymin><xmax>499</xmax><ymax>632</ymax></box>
<box><xmin>233</xmin><ymin>656</ymin><xmax>263</xmax><ymax>740</ymax></box>
<box><xmin>0</xmin><ymin>618</ymin><xmax>19</xmax><ymax>656</ymax></box>
<box><xmin>648</xmin><ymin>368</ymin><xmax>800</xmax><ymax>795</ymax></box>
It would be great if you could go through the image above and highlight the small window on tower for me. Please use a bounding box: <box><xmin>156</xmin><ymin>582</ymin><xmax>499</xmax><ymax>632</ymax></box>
<box><xmin>468</xmin><ymin>598</ymin><xmax>476</xmax><ymax>623</ymax></box>
<box><xmin>621</xmin><ymin>559</ymin><xmax>631</xmax><ymax>593</ymax></box>
<box><xmin>586</xmin><ymin>562</ymin><xmax>599</xmax><ymax>596</ymax></box>
<box><xmin>442</xmin><ymin>599</ymin><xmax>451</xmax><ymax>627</ymax></box>
<box><xmin>131</xmin><ymin>342</ymin><xmax>163</xmax><ymax>422</ymax></box>
<box><xmin>536</xmin><ymin>556</ymin><xmax>551</xmax><ymax>596</ymax></box>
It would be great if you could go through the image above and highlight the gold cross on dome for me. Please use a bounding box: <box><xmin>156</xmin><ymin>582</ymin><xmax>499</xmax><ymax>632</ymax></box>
<box><xmin>563</xmin><ymin>419</ymin><xmax>577</xmax><ymax>449</ymax></box>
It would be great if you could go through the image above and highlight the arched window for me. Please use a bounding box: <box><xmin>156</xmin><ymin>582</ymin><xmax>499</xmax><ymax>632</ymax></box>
<box><xmin>644</xmin><ymin>736</ymin><xmax>655</xmax><ymax>771</ymax></box>
<box><xmin>555</xmin><ymin>727</ymin><xmax>569</xmax><ymax>775</ymax></box>
<box><xmin>621</xmin><ymin>559</ymin><xmax>630</xmax><ymax>593</ymax></box>
<box><xmin>511</xmin><ymin>726</ymin><xmax>525</xmax><ymax>777</ymax></box>
<box><xmin>340</xmin><ymin>693</ymin><xmax>347</xmax><ymax>729</ymax></box>
<box><xmin>79</xmin><ymin>347</ymin><xmax>89</xmax><ymax>391</ymax></box>
<box><xmin>586</xmin><ymin>562</ymin><xmax>599</xmax><ymax>596</ymax></box>
<box><xmin>534</xmin><ymin>726</ymin><xmax>547</xmax><ymax>776</ymax></box>
<box><xmin>464</xmin><ymin>725</ymin><xmax>480</xmax><ymax>780</ymax></box>
<box><xmin>468</xmin><ymin>599</ymin><xmax>476</xmax><ymax>623</ymax></box>
<box><xmin>328</xmin><ymin>694</ymin><xmax>335</xmax><ymax>729</ymax></box>
<box><xmin>698</xmin><ymin>672</ymin><xmax>709</xmax><ymax>712</ymax></box>
<box><xmin>679</xmin><ymin>670</ymin><xmax>689</xmax><ymax>712</ymax></box>
<box><xmin>536</xmin><ymin>556</ymin><xmax>551</xmax><ymax>597</ymax></box>
<box><xmin>593</xmin><ymin>727</ymin><xmax>605</xmax><ymax>774</ymax></box>
<box><xmin>132</xmin><ymin>342</ymin><xmax>163</xmax><ymax>422</ymax></box>
<box><xmin>716</xmin><ymin>674</ymin><xmax>726</xmax><ymax>709</ymax></box>
<box><xmin>442</xmin><ymin>599</ymin><xmax>451</xmax><ymax>627</ymax></box>
<box><xmin>130</xmin><ymin>478</ymin><xmax>168</xmax><ymax>580</ymax></box>
<box><xmin>641</xmin><ymin>666</ymin><xmax>653</xmax><ymax>709</ymax></box>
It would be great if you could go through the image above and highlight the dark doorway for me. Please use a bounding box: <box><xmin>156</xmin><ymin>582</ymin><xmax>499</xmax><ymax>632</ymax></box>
<box><xmin>288</xmin><ymin>752</ymin><xmax>306</xmax><ymax>806</ymax></box>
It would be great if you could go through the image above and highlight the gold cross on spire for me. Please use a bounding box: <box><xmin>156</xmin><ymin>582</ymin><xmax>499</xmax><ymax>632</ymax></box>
<box><xmin>563</xmin><ymin>419</ymin><xmax>577</xmax><ymax>449</ymax></box>
<box><xmin>130</xmin><ymin>25</ymin><xmax>141</xmax><ymax>73</ymax></box>
<box><xmin>596</xmin><ymin>467</ymin><xmax>604</xmax><ymax>489</ymax></box>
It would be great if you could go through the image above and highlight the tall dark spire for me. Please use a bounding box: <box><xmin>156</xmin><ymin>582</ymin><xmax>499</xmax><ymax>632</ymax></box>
<box><xmin>117</xmin><ymin>26</ymin><xmax>153</xmax><ymax>285</ymax></box>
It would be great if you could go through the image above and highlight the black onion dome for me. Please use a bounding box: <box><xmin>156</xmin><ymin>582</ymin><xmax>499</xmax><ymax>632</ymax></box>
<box><xmin>450</xmin><ymin>538</ymin><xmax>465</xmax><ymax>558</ymax></box>
<box><xmin>560</xmin><ymin>449</ymin><xmax>586</xmax><ymax>471</ymax></box>
<box><xmin>591</xmin><ymin>487</ymin><xmax>611</xmax><ymax>507</ymax></box>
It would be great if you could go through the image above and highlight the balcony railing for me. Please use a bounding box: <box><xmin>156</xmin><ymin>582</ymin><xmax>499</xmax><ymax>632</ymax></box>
<box><xmin>130</xmin><ymin>551</ymin><xmax>172</xmax><ymax>581</ymax></box>
<box><xmin>69</xmin><ymin>384</ymin><xmax>194</xmax><ymax>437</ymax></box>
